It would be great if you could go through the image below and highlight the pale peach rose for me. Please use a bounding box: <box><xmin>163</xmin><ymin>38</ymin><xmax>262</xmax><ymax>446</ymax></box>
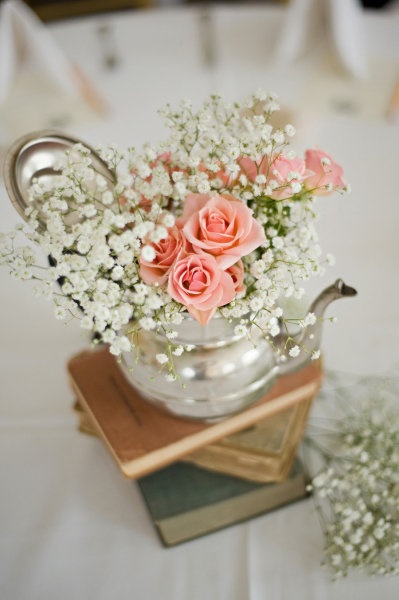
<box><xmin>267</xmin><ymin>155</ymin><xmax>309</xmax><ymax>199</ymax></box>
<box><xmin>239</xmin><ymin>154</ymin><xmax>309</xmax><ymax>199</ymax></box>
<box><xmin>179</xmin><ymin>193</ymin><xmax>266</xmax><ymax>269</ymax></box>
<box><xmin>139</xmin><ymin>226</ymin><xmax>187</xmax><ymax>286</ymax></box>
<box><xmin>212</xmin><ymin>165</ymin><xmax>234</xmax><ymax>187</ymax></box>
<box><xmin>238</xmin><ymin>156</ymin><xmax>268</xmax><ymax>182</ymax></box>
<box><xmin>304</xmin><ymin>149</ymin><xmax>345</xmax><ymax>195</ymax></box>
<box><xmin>125</xmin><ymin>152</ymin><xmax>185</xmax><ymax>212</ymax></box>
<box><xmin>137</xmin><ymin>153</ymin><xmax>174</xmax><ymax>210</ymax></box>
<box><xmin>226</xmin><ymin>260</ymin><xmax>246</xmax><ymax>296</ymax></box>
<box><xmin>198</xmin><ymin>161</ymin><xmax>235</xmax><ymax>188</ymax></box>
<box><xmin>155</xmin><ymin>152</ymin><xmax>187</xmax><ymax>180</ymax></box>
<box><xmin>167</xmin><ymin>253</ymin><xmax>236</xmax><ymax>325</ymax></box>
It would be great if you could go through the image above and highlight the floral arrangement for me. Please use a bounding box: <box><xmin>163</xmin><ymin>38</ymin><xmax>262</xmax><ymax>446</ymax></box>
<box><xmin>0</xmin><ymin>90</ymin><xmax>347</xmax><ymax>377</ymax></box>
<box><xmin>305</xmin><ymin>372</ymin><xmax>399</xmax><ymax>578</ymax></box>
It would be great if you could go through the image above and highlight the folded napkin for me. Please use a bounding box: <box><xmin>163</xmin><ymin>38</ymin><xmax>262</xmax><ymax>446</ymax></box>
<box><xmin>0</xmin><ymin>0</ymin><xmax>106</xmax><ymax>141</ymax></box>
<box><xmin>0</xmin><ymin>0</ymin><xmax>79</xmax><ymax>106</ymax></box>
<box><xmin>274</xmin><ymin>0</ymin><xmax>368</xmax><ymax>80</ymax></box>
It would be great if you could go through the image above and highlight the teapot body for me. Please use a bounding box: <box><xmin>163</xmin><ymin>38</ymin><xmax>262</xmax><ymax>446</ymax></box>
<box><xmin>121</xmin><ymin>314</ymin><xmax>277</xmax><ymax>421</ymax></box>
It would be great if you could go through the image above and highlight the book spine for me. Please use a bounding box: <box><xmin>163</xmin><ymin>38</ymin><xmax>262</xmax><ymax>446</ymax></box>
<box><xmin>153</xmin><ymin>472</ymin><xmax>310</xmax><ymax>546</ymax></box>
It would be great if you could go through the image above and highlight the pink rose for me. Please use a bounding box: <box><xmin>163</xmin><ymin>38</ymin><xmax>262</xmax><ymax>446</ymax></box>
<box><xmin>304</xmin><ymin>149</ymin><xmax>346</xmax><ymax>195</ymax></box>
<box><xmin>238</xmin><ymin>156</ymin><xmax>268</xmax><ymax>183</ymax></box>
<box><xmin>127</xmin><ymin>152</ymin><xmax>186</xmax><ymax>212</ymax></box>
<box><xmin>198</xmin><ymin>161</ymin><xmax>235</xmax><ymax>188</ymax></box>
<box><xmin>239</xmin><ymin>154</ymin><xmax>310</xmax><ymax>199</ymax></box>
<box><xmin>139</xmin><ymin>226</ymin><xmax>187</xmax><ymax>286</ymax></box>
<box><xmin>267</xmin><ymin>155</ymin><xmax>309</xmax><ymax>199</ymax></box>
<box><xmin>179</xmin><ymin>193</ymin><xmax>266</xmax><ymax>269</ymax></box>
<box><xmin>167</xmin><ymin>253</ymin><xmax>236</xmax><ymax>325</ymax></box>
<box><xmin>226</xmin><ymin>260</ymin><xmax>246</xmax><ymax>296</ymax></box>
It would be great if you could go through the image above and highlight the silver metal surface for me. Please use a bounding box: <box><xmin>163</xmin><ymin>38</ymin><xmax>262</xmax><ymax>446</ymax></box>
<box><xmin>122</xmin><ymin>315</ymin><xmax>278</xmax><ymax>422</ymax></box>
<box><xmin>3</xmin><ymin>130</ymin><xmax>114</xmax><ymax>228</ymax></box>
<box><xmin>121</xmin><ymin>280</ymin><xmax>357</xmax><ymax>421</ymax></box>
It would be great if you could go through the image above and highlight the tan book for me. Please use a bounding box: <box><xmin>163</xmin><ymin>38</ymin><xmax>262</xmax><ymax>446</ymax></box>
<box><xmin>68</xmin><ymin>347</ymin><xmax>322</xmax><ymax>479</ymax></box>
<box><xmin>73</xmin><ymin>400</ymin><xmax>98</xmax><ymax>436</ymax></box>
<box><xmin>184</xmin><ymin>396</ymin><xmax>313</xmax><ymax>482</ymax></box>
<box><xmin>74</xmin><ymin>397</ymin><xmax>313</xmax><ymax>483</ymax></box>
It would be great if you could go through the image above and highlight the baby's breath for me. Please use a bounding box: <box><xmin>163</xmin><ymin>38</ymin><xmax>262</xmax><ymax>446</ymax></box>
<box><xmin>0</xmin><ymin>90</ymin><xmax>347</xmax><ymax>380</ymax></box>
<box><xmin>304</xmin><ymin>372</ymin><xmax>399</xmax><ymax>579</ymax></box>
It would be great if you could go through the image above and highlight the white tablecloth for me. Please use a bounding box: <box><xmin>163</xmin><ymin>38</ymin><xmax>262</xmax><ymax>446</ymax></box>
<box><xmin>1</xmin><ymin>5</ymin><xmax>399</xmax><ymax>599</ymax></box>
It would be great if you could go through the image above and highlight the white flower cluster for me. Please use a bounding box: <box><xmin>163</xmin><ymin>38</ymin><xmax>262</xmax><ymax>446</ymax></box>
<box><xmin>306</xmin><ymin>374</ymin><xmax>399</xmax><ymax>578</ymax></box>
<box><xmin>0</xmin><ymin>90</ymin><xmax>343</xmax><ymax>375</ymax></box>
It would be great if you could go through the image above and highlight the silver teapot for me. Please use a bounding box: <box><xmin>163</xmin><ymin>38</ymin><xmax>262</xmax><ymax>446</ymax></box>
<box><xmin>3</xmin><ymin>131</ymin><xmax>357</xmax><ymax>421</ymax></box>
<box><xmin>121</xmin><ymin>279</ymin><xmax>356</xmax><ymax>420</ymax></box>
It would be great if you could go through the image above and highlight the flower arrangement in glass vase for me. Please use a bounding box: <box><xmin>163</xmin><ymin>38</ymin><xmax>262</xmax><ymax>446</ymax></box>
<box><xmin>1</xmin><ymin>90</ymin><xmax>351</xmax><ymax>419</ymax></box>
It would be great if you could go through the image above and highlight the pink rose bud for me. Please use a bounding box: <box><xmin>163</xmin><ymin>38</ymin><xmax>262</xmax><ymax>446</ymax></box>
<box><xmin>167</xmin><ymin>253</ymin><xmax>236</xmax><ymax>325</ymax></box>
<box><xmin>304</xmin><ymin>149</ymin><xmax>346</xmax><ymax>195</ymax></box>
<box><xmin>180</xmin><ymin>193</ymin><xmax>266</xmax><ymax>269</ymax></box>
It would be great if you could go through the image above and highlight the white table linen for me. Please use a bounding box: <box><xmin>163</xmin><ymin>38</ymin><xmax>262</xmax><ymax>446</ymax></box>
<box><xmin>1</xmin><ymin>5</ymin><xmax>399</xmax><ymax>599</ymax></box>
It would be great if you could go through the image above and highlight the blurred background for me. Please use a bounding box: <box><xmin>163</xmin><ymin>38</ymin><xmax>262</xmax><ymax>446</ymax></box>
<box><xmin>1</xmin><ymin>3</ymin><xmax>399</xmax><ymax>599</ymax></box>
<box><xmin>7</xmin><ymin>0</ymin><xmax>399</xmax><ymax>21</ymax></box>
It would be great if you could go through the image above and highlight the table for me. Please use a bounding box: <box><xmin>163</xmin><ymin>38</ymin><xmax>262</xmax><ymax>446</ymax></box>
<box><xmin>1</xmin><ymin>4</ymin><xmax>399</xmax><ymax>599</ymax></box>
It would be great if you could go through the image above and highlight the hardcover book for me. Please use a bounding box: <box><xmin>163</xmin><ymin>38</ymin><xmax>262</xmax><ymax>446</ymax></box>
<box><xmin>74</xmin><ymin>395</ymin><xmax>313</xmax><ymax>483</ymax></box>
<box><xmin>68</xmin><ymin>347</ymin><xmax>322</xmax><ymax>479</ymax></box>
<box><xmin>136</xmin><ymin>460</ymin><xmax>310</xmax><ymax>546</ymax></box>
<box><xmin>184</xmin><ymin>395</ymin><xmax>313</xmax><ymax>482</ymax></box>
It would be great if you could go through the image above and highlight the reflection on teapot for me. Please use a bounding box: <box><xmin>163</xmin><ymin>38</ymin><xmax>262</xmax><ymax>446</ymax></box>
<box><xmin>121</xmin><ymin>279</ymin><xmax>357</xmax><ymax>421</ymax></box>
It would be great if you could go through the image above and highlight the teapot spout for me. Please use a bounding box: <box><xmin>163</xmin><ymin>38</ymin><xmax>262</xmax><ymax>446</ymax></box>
<box><xmin>276</xmin><ymin>279</ymin><xmax>357</xmax><ymax>376</ymax></box>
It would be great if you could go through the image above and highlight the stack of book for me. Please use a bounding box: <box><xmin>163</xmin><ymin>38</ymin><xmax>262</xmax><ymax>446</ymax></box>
<box><xmin>69</xmin><ymin>348</ymin><xmax>321</xmax><ymax>546</ymax></box>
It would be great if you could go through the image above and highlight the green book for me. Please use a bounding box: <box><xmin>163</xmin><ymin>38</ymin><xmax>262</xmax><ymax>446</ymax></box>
<box><xmin>137</xmin><ymin>459</ymin><xmax>310</xmax><ymax>547</ymax></box>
